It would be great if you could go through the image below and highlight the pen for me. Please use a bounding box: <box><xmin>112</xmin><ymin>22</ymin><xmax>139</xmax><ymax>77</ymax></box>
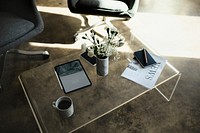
<box><xmin>143</xmin><ymin>49</ymin><xmax>148</xmax><ymax>64</ymax></box>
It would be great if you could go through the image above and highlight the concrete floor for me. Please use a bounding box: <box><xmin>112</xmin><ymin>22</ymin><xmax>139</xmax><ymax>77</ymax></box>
<box><xmin>0</xmin><ymin>0</ymin><xmax>200</xmax><ymax>132</ymax></box>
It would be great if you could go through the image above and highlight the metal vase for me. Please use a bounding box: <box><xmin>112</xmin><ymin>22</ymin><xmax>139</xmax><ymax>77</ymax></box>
<box><xmin>96</xmin><ymin>57</ymin><xmax>109</xmax><ymax>76</ymax></box>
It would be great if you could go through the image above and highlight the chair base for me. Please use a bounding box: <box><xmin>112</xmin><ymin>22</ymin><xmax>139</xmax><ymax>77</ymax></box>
<box><xmin>74</xmin><ymin>16</ymin><xmax>127</xmax><ymax>41</ymax></box>
<box><xmin>0</xmin><ymin>53</ymin><xmax>5</xmax><ymax>93</ymax></box>
<box><xmin>7</xmin><ymin>49</ymin><xmax>50</xmax><ymax>60</ymax></box>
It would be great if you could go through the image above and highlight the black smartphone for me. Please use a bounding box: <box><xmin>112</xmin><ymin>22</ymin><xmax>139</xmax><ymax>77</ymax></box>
<box><xmin>80</xmin><ymin>52</ymin><xmax>96</xmax><ymax>66</ymax></box>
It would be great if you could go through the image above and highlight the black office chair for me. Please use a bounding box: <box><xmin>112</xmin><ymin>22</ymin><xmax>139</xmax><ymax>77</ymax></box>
<box><xmin>0</xmin><ymin>0</ymin><xmax>49</xmax><ymax>91</ymax></box>
<box><xmin>67</xmin><ymin>0</ymin><xmax>139</xmax><ymax>37</ymax></box>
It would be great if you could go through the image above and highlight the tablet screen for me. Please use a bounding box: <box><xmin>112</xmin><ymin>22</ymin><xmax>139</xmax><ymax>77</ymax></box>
<box><xmin>55</xmin><ymin>60</ymin><xmax>92</xmax><ymax>93</ymax></box>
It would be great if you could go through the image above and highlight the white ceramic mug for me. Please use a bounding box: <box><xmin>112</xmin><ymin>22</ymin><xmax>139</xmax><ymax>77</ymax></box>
<box><xmin>52</xmin><ymin>96</ymin><xmax>74</xmax><ymax>118</ymax></box>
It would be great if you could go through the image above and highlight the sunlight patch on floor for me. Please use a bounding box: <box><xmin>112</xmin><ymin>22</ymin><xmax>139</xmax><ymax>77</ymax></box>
<box><xmin>35</xmin><ymin>7</ymin><xmax>200</xmax><ymax>58</ymax></box>
<box><xmin>29</xmin><ymin>42</ymin><xmax>81</xmax><ymax>49</ymax></box>
<box><xmin>123</xmin><ymin>12</ymin><xmax>200</xmax><ymax>59</ymax></box>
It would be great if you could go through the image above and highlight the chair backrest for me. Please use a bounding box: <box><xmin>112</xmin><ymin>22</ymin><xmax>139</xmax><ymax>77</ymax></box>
<box><xmin>0</xmin><ymin>0</ymin><xmax>44</xmax><ymax>55</ymax></box>
<box><xmin>68</xmin><ymin>0</ymin><xmax>139</xmax><ymax>18</ymax></box>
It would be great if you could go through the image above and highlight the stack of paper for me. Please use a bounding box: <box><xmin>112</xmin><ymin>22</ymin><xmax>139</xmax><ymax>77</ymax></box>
<box><xmin>121</xmin><ymin>53</ymin><xmax>166</xmax><ymax>89</ymax></box>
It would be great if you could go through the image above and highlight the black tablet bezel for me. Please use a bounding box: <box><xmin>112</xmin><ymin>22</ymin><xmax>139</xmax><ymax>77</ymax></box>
<box><xmin>54</xmin><ymin>59</ymin><xmax>92</xmax><ymax>94</ymax></box>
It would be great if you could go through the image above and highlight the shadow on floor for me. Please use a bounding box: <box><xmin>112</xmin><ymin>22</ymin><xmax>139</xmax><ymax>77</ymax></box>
<box><xmin>31</xmin><ymin>12</ymin><xmax>82</xmax><ymax>44</ymax></box>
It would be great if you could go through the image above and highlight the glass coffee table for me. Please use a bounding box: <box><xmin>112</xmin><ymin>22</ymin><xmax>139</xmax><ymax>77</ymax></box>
<box><xmin>18</xmin><ymin>31</ymin><xmax>181</xmax><ymax>133</ymax></box>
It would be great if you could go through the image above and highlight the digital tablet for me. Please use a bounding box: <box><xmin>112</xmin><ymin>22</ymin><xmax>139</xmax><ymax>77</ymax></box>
<box><xmin>54</xmin><ymin>59</ymin><xmax>92</xmax><ymax>94</ymax></box>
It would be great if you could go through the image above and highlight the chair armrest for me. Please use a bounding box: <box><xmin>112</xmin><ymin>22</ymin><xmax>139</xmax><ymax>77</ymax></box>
<box><xmin>117</xmin><ymin>0</ymin><xmax>136</xmax><ymax>9</ymax></box>
<box><xmin>67</xmin><ymin>0</ymin><xmax>80</xmax><ymax>13</ymax></box>
<box><xmin>120</xmin><ymin>0</ymin><xmax>139</xmax><ymax>17</ymax></box>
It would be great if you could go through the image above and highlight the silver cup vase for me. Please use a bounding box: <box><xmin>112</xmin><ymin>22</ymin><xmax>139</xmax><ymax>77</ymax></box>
<box><xmin>96</xmin><ymin>57</ymin><xmax>109</xmax><ymax>76</ymax></box>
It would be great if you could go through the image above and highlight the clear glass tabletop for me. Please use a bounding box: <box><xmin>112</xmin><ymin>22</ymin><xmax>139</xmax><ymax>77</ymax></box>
<box><xmin>18</xmin><ymin>30</ymin><xmax>181</xmax><ymax>133</ymax></box>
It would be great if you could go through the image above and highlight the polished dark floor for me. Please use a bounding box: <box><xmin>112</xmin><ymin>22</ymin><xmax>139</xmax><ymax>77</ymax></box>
<box><xmin>0</xmin><ymin>0</ymin><xmax>200</xmax><ymax>132</ymax></box>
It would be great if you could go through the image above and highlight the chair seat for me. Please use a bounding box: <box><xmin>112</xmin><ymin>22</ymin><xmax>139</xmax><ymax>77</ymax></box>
<box><xmin>0</xmin><ymin>12</ymin><xmax>34</xmax><ymax>47</ymax></box>
<box><xmin>76</xmin><ymin>0</ymin><xmax>128</xmax><ymax>11</ymax></box>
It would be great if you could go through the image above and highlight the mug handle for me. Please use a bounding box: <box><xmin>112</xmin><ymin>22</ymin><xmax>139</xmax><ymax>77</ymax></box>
<box><xmin>52</xmin><ymin>101</ymin><xmax>56</xmax><ymax>108</ymax></box>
